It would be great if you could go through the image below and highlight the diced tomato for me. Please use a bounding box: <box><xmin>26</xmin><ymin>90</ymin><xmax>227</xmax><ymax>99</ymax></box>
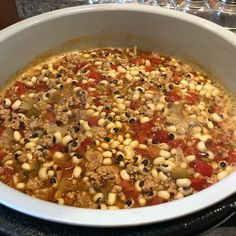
<box><xmin>0</xmin><ymin>150</ymin><xmax>6</xmax><ymax>162</ymax></box>
<box><xmin>165</xmin><ymin>90</ymin><xmax>181</xmax><ymax>103</ymax></box>
<box><xmin>208</xmin><ymin>105</ymin><xmax>221</xmax><ymax>114</ymax></box>
<box><xmin>131</xmin><ymin>57</ymin><xmax>144</xmax><ymax>66</ymax></box>
<box><xmin>132</xmin><ymin>80</ymin><xmax>143</xmax><ymax>87</ymax></box>
<box><xmin>0</xmin><ymin>126</ymin><xmax>5</xmax><ymax>136</ymax></box>
<box><xmin>134</xmin><ymin>148</ymin><xmax>147</xmax><ymax>156</ymax></box>
<box><xmin>87</xmin><ymin>116</ymin><xmax>99</xmax><ymax>127</ymax></box>
<box><xmin>34</xmin><ymin>83</ymin><xmax>49</xmax><ymax>92</ymax></box>
<box><xmin>185</xmin><ymin>92</ymin><xmax>199</xmax><ymax>105</ymax></box>
<box><xmin>148</xmin><ymin>196</ymin><xmax>163</xmax><ymax>206</ymax></box>
<box><xmin>136</xmin><ymin>129</ymin><xmax>147</xmax><ymax>144</ymax></box>
<box><xmin>94</xmin><ymin>98</ymin><xmax>102</xmax><ymax>107</ymax></box>
<box><xmin>153</xmin><ymin>130</ymin><xmax>169</xmax><ymax>143</ymax></box>
<box><xmin>120</xmin><ymin>180</ymin><xmax>139</xmax><ymax>200</ymax></box>
<box><xmin>49</xmin><ymin>144</ymin><xmax>65</xmax><ymax>154</ymax></box>
<box><xmin>146</xmin><ymin>146</ymin><xmax>160</xmax><ymax>159</ymax></box>
<box><xmin>191</xmin><ymin>177</ymin><xmax>208</xmax><ymax>191</ymax></box>
<box><xmin>130</xmin><ymin>100</ymin><xmax>142</xmax><ymax>110</ymax></box>
<box><xmin>145</xmin><ymin>65</ymin><xmax>156</xmax><ymax>72</ymax></box>
<box><xmin>14</xmin><ymin>81</ymin><xmax>27</xmax><ymax>96</ymax></box>
<box><xmin>190</xmin><ymin>159</ymin><xmax>213</xmax><ymax>177</ymax></box>
<box><xmin>3</xmin><ymin>167</ymin><xmax>14</xmax><ymax>181</ymax></box>
<box><xmin>184</xmin><ymin>145</ymin><xmax>198</xmax><ymax>156</ymax></box>
<box><xmin>148</xmin><ymin>57</ymin><xmax>162</xmax><ymax>65</ymax></box>
<box><xmin>75</xmin><ymin>62</ymin><xmax>88</xmax><ymax>72</ymax></box>
<box><xmin>169</xmin><ymin>139</ymin><xmax>186</xmax><ymax>150</ymax></box>
<box><xmin>227</xmin><ymin>150</ymin><xmax>236</xmax><ymax>164</ymax></box>
<box><xmin>77</xmin><ymin>138</ymin><xmax>93</xmax><ymax>154</ymax></box>
<box><xmin>110</xmin><ymin>63</ymin><xmax>117</xmax><ymax>70</ymax></box>
<box><xmin>34</xmin><ymin>188</ymin><xmax>55</xmax><ymax>201</ymax></box>
<box><xmin>80</xmin><ymin>81</ymin><xmax>95</xmax><ymax>90</ymax></box>
<box><xmin>88</xmin><ymin>71</ymin><xmax>102</xmax><ymax>81</ymax></box>
<box><xmin>43</xmin><ymin>112</ymin><xmax>56</xmax><ymax>122</ymax></box>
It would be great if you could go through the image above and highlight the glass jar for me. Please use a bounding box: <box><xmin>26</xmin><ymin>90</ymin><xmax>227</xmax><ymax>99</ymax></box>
<box><xmin>211</xmin><ymin>0</ymin><xmax>236</xmax><ymax>32</ymax></box>
<box><xmin>178</xmin><ymin>0</ymin><xmax>212</xmax><ymax>20</ymax></box>
<box><xmin>145</xmin><ymin>0</ymin><xmax>177</xmax><ymax>9</ymax></box>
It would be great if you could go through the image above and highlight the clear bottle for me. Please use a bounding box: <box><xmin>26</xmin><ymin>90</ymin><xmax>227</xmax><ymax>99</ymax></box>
<box><xmin>211</xmin><ymin>0</ymin><xmax>236</xmax><ymax>32</ymax></box>
<box><xmin>178</xmin><ymin>0</ymin><xmax>212</xmax><ymax>20</ymax></box>
<box><xmin>145</xmin><ymin>0</ymin><xmax>177</xmax><ymax>9</ymax></box>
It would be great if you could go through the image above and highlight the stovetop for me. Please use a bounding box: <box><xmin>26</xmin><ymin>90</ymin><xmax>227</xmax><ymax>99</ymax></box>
<box><xmin>1</xmin><ymin>193</ymin><xmax>236</xmax><ymax>236</ymax></box>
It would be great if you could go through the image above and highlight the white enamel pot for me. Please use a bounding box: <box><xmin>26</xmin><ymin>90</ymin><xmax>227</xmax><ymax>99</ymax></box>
<box><xmin>0</xmin><ymin>4</ymin><xmax>236</xmax><ymax>227</ymax></box>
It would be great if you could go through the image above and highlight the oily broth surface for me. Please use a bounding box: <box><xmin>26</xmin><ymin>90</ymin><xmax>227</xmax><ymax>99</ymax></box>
<box><xmin>0</xmin><ymin>47</ymin><xmax>236</xmax><ymax>209</ymax></box>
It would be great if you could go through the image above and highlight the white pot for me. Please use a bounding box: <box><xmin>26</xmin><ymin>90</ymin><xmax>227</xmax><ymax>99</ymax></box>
<box><xmin>0</xmin><ymin>4</ymin><xmax>236</xmax><ymax>227</ymax></box>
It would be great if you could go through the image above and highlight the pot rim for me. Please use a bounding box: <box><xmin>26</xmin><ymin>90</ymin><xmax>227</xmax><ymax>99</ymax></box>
<box><xmin>0</xmin><ymin>4</ymin><xmax>236</xmax><ymax>227</ymax></box>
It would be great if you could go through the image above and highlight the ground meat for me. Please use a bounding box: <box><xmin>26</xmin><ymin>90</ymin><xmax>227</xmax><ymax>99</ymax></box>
<box><xmin>96</xmin><ymin>166</ymin><xmax>121</xmax><ymax>185</ymax></box>
<box><xmin>26</xmin><ymin>177</ymin><xmax>42</xmax><ymax>190</ymax></box>
<box><xmin>85</xmin><ymin>149</ymin><xmax>103</xmax><ymax>171</ymax></box>
<box><xmin>142</xmin><ymin>175</ymin><xmax>160</xmax><ymax>192</ymax></box>
<box><xmin>75</xmin><ymin>191</ymin><xmax>97</xmax><ymax>208</ymax></box>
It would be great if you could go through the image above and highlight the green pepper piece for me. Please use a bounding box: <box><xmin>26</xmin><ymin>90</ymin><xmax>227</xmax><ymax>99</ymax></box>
<box><xmin>26</xmin><ymin>107</ymin><xmax>40</xmax><ymax>118</ymax></box>
<box><xmin>170</xmin><ymin>167</ymin><xmax>192</xmax><ymax>179</ymax></box>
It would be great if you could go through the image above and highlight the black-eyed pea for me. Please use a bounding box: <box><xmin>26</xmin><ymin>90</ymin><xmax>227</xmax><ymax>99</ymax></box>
<box><xmin>103</xmin><ymin>158</ymin><xmax>112</xmax><ymax>165</ymax></box>
<box><xmin>174</xmin><ymin>192</ymin><xmax>184</xmax><ymax>200</ymax></box>
<box><xmin>16</xmin><ymin>182</ymin><xmax>25</xmax><ymax>190</ymax></box>
<box><xmin>53</xmin><ymin>151</ymin><xmax>64</xmax><ymax>159</ymax></box>
<box><xmin>176</xmin><ymin>178</ymin><xmax>191</xmax><ymax>188</ymax></box>
<box><xmin>89</xmin><ymin>187</ymin><xmax>96</xmax><ymax>195</ymax></box>
<box><xmin>21</xmin><ymin>163</ymin><xmax>32</xmax><ymax>171</ymax></box>
<box><xmin>138</xmin><ymin>144</ymin><xmax>147</xmax><ymax>149</ymax></box>
<box><xmin>57</xmin><ymin>198</ymin><xmax>65</xmax><ymax>205</ymax></box>
<box><xmin>100</xmin><ymin>204</ymin><xmax>108</xmax><ymax>210</ymax></box>
<box><xmin>107</xmin><ymin>192</ymin><xmax>117</xmax><ymax>205</ymax></box>
<box><xmin>93</xmin><ymin>193</ymin><xmax>104</xmax><ymax>203</ymax></box>
<box><xmin>124</xmin><ymin>198</ymin><xmax>134</xmax><ymax>208</ymax></box>
<box><xmin>159</xmin><ymin>171</ymin><xmax>168</xmax><ymax>181</ymax></box>
<box><xmin>38</xmin><ymin>167</ymin><xmax>48</xmax><ymax>180</ymax></box>
<box><xmin>111</xmin><ymin>140</ymin><xmax>120</xmax><ymax>149</ymax></box>
<box><xmin>102</xmin><ymin>151</ymin><xmax>113</xmax><ymax>158</ymax></box>
<box><xmin>138</xmin><ymin>196</ymin><xmax>147</xmax><ymax>206</ymax></box>
<box><xmin>13</xmin><ymin>130</ymin><xmax>21</xmax><ymax>142</ymax></box>
<box><xmin>178</xmin><ymin>187</ymin><xmax>193</xmax><ymax>196</ymax></box>
<box><xmin>62</xmin><ymin>135</ymin><xmax>73</xmax><ymax>146</ymax></box>
<box><xmin>73</xmin><ymin>166</ymin><xmax>82</xmax><ymax>178</ymax></box>
<box><xmin>12</xmin><ymin>100</ymin><xmax>22</xmax><ymax>110</ymax></box>
<box><xmin>53</xmin><ymin>131</ymin><xmax>62</xmax><ymax>144</ymax></box>
<box><xmin>197</xmin><ymin>141</ymin><xmax>207</xmax><ymax>152</ymax></box>
<box><xmin>217</xmin><ymin>170</ymin><xmax>229</xmax><ymax>180</ymax></box>
<box><xmin>120</xmin><ymin>169</ymin><xmax>130</xmax><ymax>180</ymax></box>
<box><xmin>25</xmin><ymin>141</ymin><xmax>36</xmax><ymax>149</ymax></box>
<box><xmin>85</xmin><ymin>131</ymin><xmax>93</xmax><ymax>138</ymax></box>
<box><xmin>157</xmin><ymin>191</ymin><xmax>170</xmax><ymax>200</ymax></box>
<box><xmin>153</xmin><ymin>157</ymin><xmax>165</xmax><ymax>166</ymax></box>
<box><xmin>124</xmin><ymin>146</ymin><xmax>135</xmax><ymax>160</ymax></box>
<box><xmin>158</xmin><ymin>143</ymin><xmax>169</xmax><ymax>150</ymax></box>
<box><xmin>186</xmin><ymin>155</ymin><xmax>196</xmax><ymax>162</ymax></box>
<box><xmin>3</xmin><ymin>98</ymin><xmax>11</xmax><ymax>108</ymax></box>
<box><xmin>159</xmin><ymin>150</ymin><xmax>171</xmax><ymax>158</ymax></box>
<box><xmin>151</xmin><ymin>168</ymin><xmax>159</xmax><ymax>179</ymax></box>
<box><xmin>135</xmin><ymin>180</ymin><xmax>142</xmax><ymax>192</ymax></box>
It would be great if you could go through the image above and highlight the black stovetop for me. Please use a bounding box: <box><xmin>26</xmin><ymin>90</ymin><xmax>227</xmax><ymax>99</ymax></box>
<box><xmin>1</xmin><ymin>193</ymin><xmax>236</xmax><ymax>236</ymax></box>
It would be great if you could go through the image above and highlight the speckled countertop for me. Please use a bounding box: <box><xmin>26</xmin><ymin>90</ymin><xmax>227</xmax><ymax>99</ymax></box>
<box><xmin>15</xmin><ymin>0</ymin><xmax>88</xmax><ymax>18</ymax></box>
